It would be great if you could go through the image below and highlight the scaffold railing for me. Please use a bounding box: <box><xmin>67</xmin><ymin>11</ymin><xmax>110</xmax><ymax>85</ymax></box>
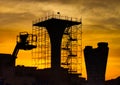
<box><xmin>32</xmin><ymin>13</ymin><xmax>81</xmax><ymax>25</ymax></box>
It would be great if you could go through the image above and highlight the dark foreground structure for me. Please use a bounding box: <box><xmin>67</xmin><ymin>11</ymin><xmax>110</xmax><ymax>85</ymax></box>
<box><xmin>0</xmin><ymin>32</ymin><xmax>86</xmax><ymax>85</ymax></box>
<box><xmin>0</xmin><ymin>14</ymin><xmax>85</xmax><ymax>85</ymax></box>
<box><xmin>84</xmin><ymin>42</ymin><xmax>109</xmax><ymax>85</ymax></box>
<box><xmin>1</xmin><ymin>13</ymin><xmax>116</xmax><ymax>85</ymax></box>
<box><xmin>106</xmin><ymin>77</ymin><xmax>120</xmax><ymax>85</ymax></box>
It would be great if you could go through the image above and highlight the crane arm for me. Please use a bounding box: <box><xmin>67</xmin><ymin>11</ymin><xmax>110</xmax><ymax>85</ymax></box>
<box><xmin>12</xmin><ymin>32</ymin><xmax>37</xmax><ymax>58</ymax></box>
<box><xmin>12</xmin><ymin>43</ymin><xmax>20</xmax><ymax>58</ymax></box>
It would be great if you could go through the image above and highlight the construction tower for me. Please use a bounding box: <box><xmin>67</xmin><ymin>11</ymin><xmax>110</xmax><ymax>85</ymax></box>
<box><xmin>84</xmin><ymin>42</ymin><xmax>109</xmax><ymax>85</ymax></box>
<box><xmin>32</xmin><ymin>13</ymin><xmax>82</xmax><ymax>74</ymax></box>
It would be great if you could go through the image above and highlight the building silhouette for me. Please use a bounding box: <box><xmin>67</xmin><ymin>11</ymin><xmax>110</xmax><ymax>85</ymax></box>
<box><xmin>84</xmin><ymin>42</ymin><xmax>109</xmax><ymax>85</ymax></box>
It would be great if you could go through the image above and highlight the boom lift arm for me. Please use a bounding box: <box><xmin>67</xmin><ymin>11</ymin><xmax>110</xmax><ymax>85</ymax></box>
<box><xmin>12</xmin><ymin>32</ymin><xmax>37</xmax><ymax>58</ymax></box>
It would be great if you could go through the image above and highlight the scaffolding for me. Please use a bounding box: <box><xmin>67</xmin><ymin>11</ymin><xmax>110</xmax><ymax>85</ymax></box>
<box><xmin>32</xmin><ymin>13</ymin><xmax>82</xmax><ymax>75</ymax></box>
<box><xmin>61</xmin><ymin>23</ymin><xmax>82</xmax><ymax>74</ymax></box>
<box><xmin>32</xmin><ymin>26</ymin><xmax>51</xmax><ymax>69</ymax></box>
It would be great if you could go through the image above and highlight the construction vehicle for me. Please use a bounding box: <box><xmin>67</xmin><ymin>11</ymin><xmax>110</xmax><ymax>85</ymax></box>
<box><xmin>10</xmin><ymin>32</ymin><xmax>37</xmax><ymax>65</ymax></box>
<box><xmin>12</xmin><ymin>32</ymin><xmax>37</xmax><ymax>58</ymax></box>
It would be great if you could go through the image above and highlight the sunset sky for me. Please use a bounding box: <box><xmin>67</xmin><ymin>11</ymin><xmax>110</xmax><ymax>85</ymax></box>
<box><xmin>0</xmin><ymin>0</ymin><xmax>120</xmax><ymax>80</ymax></box>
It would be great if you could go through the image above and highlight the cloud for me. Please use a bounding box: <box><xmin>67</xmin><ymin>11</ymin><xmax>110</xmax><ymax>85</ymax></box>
<box><xmin>0</xmin><ymin>0</ymin><xmax>120</xmax><ymax>42</ymax></box>
<box><xmin>0</xmin><ymin>0</ymin><xmax>120</xmax><ymax>31</ymax></box>
<box><xmin>80</xmin><ymin>1</ymin><xmax>120</xmax><ymax>31</ymax></box>
<box><xmin>0</xmin><ymin>0</ymin><xmax>81</xmax><ymax>4</ymax></box>
<box><xmin>0</xmin><ymin>12</ymin><xmax>36</xmax><ymax>44</ymax></box>
<box><xmin>0</xmin><ymin>12</ymin><xmax>36</xmax><ymax>30</ymax></box>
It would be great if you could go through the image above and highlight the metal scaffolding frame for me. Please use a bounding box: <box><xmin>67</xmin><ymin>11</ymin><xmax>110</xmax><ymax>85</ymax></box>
<box><xmin>32</xmin><ymin>13</ymin><xmax>82</xmax><ymax>75</ymax></box>
<box><xmin>61</xmin><ymin>23</ymin><xmax>82</xmax><ymax>74</ymax></box>
<box><xmin>32</xmin><ymin>26</ymin><xmax>51</xmax><ymax>69</ymax></box>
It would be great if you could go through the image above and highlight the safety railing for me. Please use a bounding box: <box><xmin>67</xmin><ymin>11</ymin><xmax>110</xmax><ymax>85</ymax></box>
<box><xmin>33</xmin><ymin>13</ymin><xmax>81</xmax><ymax>24</ymax></box>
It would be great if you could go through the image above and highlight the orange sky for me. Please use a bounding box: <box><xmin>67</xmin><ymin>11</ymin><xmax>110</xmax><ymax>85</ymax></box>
<box><xmin>0</xmin><ymin>0</ymin><xmax>120</xmax><ymax>80</ymax></box>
